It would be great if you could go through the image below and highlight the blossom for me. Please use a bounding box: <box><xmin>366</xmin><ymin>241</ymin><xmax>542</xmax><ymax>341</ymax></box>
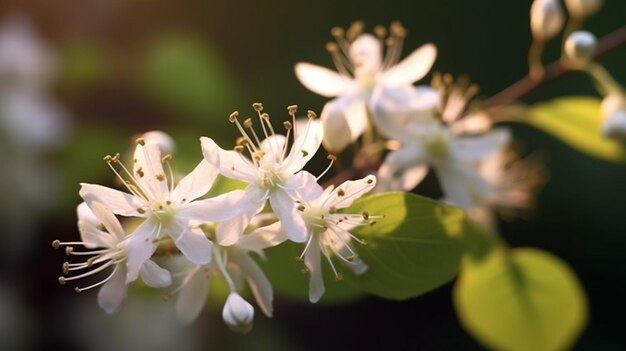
<box><xmin>79</xmin><ymin>137</ymin><xmax>245</xmax><ymax>281</ymax></box>
<box><xmin>53</xmin><ymin>202</ymin><xmax>171</xmax><ymax>314</ymax></box>
<box><xmin>601</xmin><ymin>93</ymin><xmax>626</xmax><ymax>140</ymax></box>
<box><xmin>174</xmin><ymin>222</ymin><xmax>285</xmax><ymax>328</ymax></box>
<box><xmin>288</xmin><ymin>175</ymin><xmax>377</xmax><ymax>303</ymax></box>
<box><xmin>372</xmin><ymin>86</ymin><xmax>510</xmax><ymax>209</ymax></box>
<box><xmin>295</xmin><ymin>21</ymin><xmax>436</xmax><ymax>152</ymax></box>
<box><xmin>200</xmin><ymin>104</ymin><xmax>323</xmax><ymax>245</ymax></box>
<box><xmin>530</xmin><ymin>0</ymin><xmax>565</xmax><ymax>42</ymax></box>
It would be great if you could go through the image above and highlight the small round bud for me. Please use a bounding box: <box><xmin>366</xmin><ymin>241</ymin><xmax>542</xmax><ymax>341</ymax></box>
<box><xmin>601</xmin><ymin>94</ymin><xmax>626</xmax><ymax>140</ymax></box>
<box><xmin>222</xmin><ymin>293</ymin><xmax>255</xmax><ymax>334</ymax></box>
<box><xmin>565</xmin><ymin>0</ymin><xmax>603</xmax><ymax>18</ymax></box>
<box><xmin>530</xmin><ymin>0</ymin><xmax>565</xmax><ymax>41</ymax></box>
<box><xmin>564</xmin><ymin>31</ymin><xmax>597</xmax><ymax>66</ymax></box>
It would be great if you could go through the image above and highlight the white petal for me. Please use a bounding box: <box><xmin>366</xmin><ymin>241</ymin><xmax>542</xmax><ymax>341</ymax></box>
<box><xmin>350</xmin><ymin>34</ymin><xmax>382</xmax><ymax>73</ymax></box>
<box><xmin>380</xmin><ymin>43</ymin><xmax>437</xmax><ymax>87</ymax></box>
<box><xmin>222</xmin><ymin>293</ymin><xmax>255</xmax><ymax>334</ymax></box>
<box><xmin>176</xmin><ymin>266</ymin><xmax>211</xmax><ymax>325</ymax></box>
<box><xmin>200</xmin><ymin>137</ymin><xmax>258</xmax><ymax>183</ymax></box>
<box><xmin>436</xmin><ymin>162</ymin><xmax>492</xmax><ymax>209</ymax></box>
<box><xmin>370</xmin><ymin>86</ymin><xmax>439</xmax><ymax>142</ymax></box>
<box><xmin>304</xmin><ymin>238</ymin><xmax>325</xmax><ymax>303</ymax></box>
<box><xmin>139</xmin><ymin>259</ymin><xmax>172</xmax><ymax>287</ymax></box>
<box><xmin>177</xmin><ymin>189</ymin><xmax>248</xmax><ymax>222</ymax></box>
<box><xmin>377</xmin><ymin>144</ymin><xmax>428</xmax><ymax>191</ymax></box>
<box><xmin>290</xmin><ymin>171</ymin><xmax>324</xmax><ymax>201</ymax></box>
<box><xmin>238</xmin><ymin>221</ymin><xmax>288</xmax><ymax>253</ymax></box>
<box><xmin>133</xmin><ymin>142</ymin><xmax>168</xmax><ymax>200</ymax></box>
<box><xmin>171</xmin><ymin>159</ymin><xmax>219</xmax><ymax>203</ymax></box>
<box><xmin>452</xmin><ymin>128</ymin><xmax>511</xmax><ymax>162</ymax></box>
<box><xmin>76</xmin><ymin>202</ymin><xmax>116</xmax><ymax>248</ymax></box>
<box><xmin>325</xmin><ymin>175</ymin><xmax>377</xmax><ymax>210</ymax></box>
<box><xmin>215</xmin><ymin>186</ymin><xmax>267</xmax><ymax>246</ymax></box>
<box><xmin>169</xmin><ymin>222</ymin><xmax>213</xmax><ymax>265</ymax></box>
<box><xmin>79</xmin><ymin>183</ymin><xmax>145</xmax><ymax>217</ymax></box>
<box><xmin>97</xmin><ymin>265</ymin><xmax>128</xmax><ymax>314</ymax></box>
<box><xmin>140</xmin><ymin>130</ymin><xmax>175</xmax><ymax>154</ymax></box>
<box><xmin>283</xmin><ymin>119</ymin><xmax>323</xmax><ymax>174</ymax></box>
<box><xmin>260</xmin><ymin>135</ymin><xmax>287</xmax><ymax>164</ymax></box>
<box><xmin>121</xmin><ymin>220</ymin><xmax>159</xmax><ymax>283</ymax></box>
<box><xmin>269</xmin><ymin>191</ymin><xmax>307</xmax><ymax>243</ymax></box>
<box><xmin>294</xmin><ymin>62</ymin><xmax>355</xmax><ymax>97</ymax></box>
<box><xmin>320</xmin><ymin>96</ymin><xmax>368</xmax><ymax>152</ymax></box>
<box><xmin>231</xmin><ymin>251</ymin><xmax>274</xmax><ymax>317</ymax></box>
<box><xmin>85</xmin><ymin>201</ymin><xmax>126</xmax><ymax>241</ymax></box>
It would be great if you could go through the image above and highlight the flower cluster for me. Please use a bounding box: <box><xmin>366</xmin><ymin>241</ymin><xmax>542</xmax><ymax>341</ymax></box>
<box><xmin>53</xmin><ymin>105</ymin><xmax>378</xmax><ymax>333</ymax></box>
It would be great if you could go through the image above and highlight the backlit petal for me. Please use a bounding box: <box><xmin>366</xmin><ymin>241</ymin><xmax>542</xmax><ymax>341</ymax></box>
<box><xmin>171</xmin><ymin>159</ymin><xmax>219</xmax><ymax>203</ymax></box>
<box><xmin>79</xmin><ymin>183</ymin><xmax>145</xmax><ymax>217</ymax></box>
<box><xmin>200</xmin><ymin>137</ymin><xmax>258</xmax><ymax>183</ymax></box>
<box><xmin>139</xmin><ymin>259</ymin><xmax>172</xmax><ymax>288</ymax></box>
<box><xmin>97</xmin><ymin>265</ymin><xmax>128</xmax><ymax>314</ymax></box>
<box><xmin>379</xmin><ymin>43</ymin><xmax>436</xmax><ymax>87</ymax></box>
<box><xmin>294</xmin><ymin>62</ymin><xmax>355</xmax><ymax>97</ymax></box>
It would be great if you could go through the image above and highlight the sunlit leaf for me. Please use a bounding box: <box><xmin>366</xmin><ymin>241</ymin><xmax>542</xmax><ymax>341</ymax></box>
<box><xmin>345</xmin><ymin>192</ymin><xmax>465</xmax><ymax>300</ymax></box>
<box><xmin>523</xmin><ymin>96</ymin><xmax>626</xmax><ymax>162</ymax></box>
<box><xmin>454</xmin><ymin>248</ymin><xmax>588</xmax><ymax>351</ymax></box>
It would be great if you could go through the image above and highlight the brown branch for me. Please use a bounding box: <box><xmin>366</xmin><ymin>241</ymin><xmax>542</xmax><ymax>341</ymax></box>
<box><xmin>485</xmin><ymin>25</ymin><xmax>626</xmax><ymax>107</ymax></box>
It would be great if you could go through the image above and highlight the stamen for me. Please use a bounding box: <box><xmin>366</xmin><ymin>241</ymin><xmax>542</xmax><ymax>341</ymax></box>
<box><xmin>316</xmin><ymin>155</ymin><xmax>336</xmax><ymax>181</ymax></box>
<box><xmin>252</xmin><ymin>102</ymin><xmax>263</xmax><ymax>112</ymax></box>
<box><xmin>346</xmin><ymin>21</ymin><xmax>365</xmax><ymax>42</ymax></box>
<box><xmin>299</xmin><ymin>234</ymin><xmax>315</xmax><ymax>261</ymax></box>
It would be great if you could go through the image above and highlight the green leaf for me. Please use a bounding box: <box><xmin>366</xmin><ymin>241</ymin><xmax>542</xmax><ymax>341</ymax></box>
<box><xmin>454</xmin><ymin>248</ymin><xmax>588</xmax><ymax>351</ymax></box>
<box><xmin>258</xmin><ymin>241</ymin><xmax>365</xmax><ymax>305</ymax></box>
<box><xmin>523</xmin><ymin>96</ymin><xmax>626</xmax><ymax>162</ymax></box>
<box><xmin>345</xmin><ymin>192</ymin><xmax>465</xmax><ymax>300</ymax></box>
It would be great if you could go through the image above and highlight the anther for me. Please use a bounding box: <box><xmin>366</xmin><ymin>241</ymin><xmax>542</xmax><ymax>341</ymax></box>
<box><xmin>283</xmin><ymin>121</ymin><xmax>292</xmax><ymax>130</ymax></box>
<box><xmin>243</xmin><ymin>118</ymin><xmax>253</xmax><ymax>128</ymax></box>
<box><xmin>329</xmin><ymin>206</ymin><xmax>337</xmax><ymax>214</ymax></box>
<box><xmin>366</xmin><ymin>178</ymin><xmax>374</xmax><ymax>184</ymax></box>
<box><xmin>307</xmin><ymin>110</ymin><xmax>317</xmax><ymax>119</ymax></box>
<box><xmin>287</xmin><ymin>105</ymin><xmax>298</xmax><ymax>115</ymax></box>
<box><xmin>261</xmin><ymin>113</ymin><xmax>270</xmax><ymax>120</ymax></box>
<box><xmin>62</xmin><ymin>262</ymin><xmax>70</xmax><ymax>275</ymax></box>
<box><xmin>390</xmin><ymin>21</ymin><xmax>406</xmax><ymax>37</ymax></box>
<box><xmin>137</xmin><ymin>208</ymin><xmax>146</xmax><ymax>214</ymax></box>
<box><xmin>136</xmin><ymin>138</ymin><xmax>146</xmax><ymax>146</ymax></box>
<box><xmin>104</xmin><ymin>155</ymin><xmax>113</xmax><ymax>163</ymax></box>
<box><xmin>327</xmin><ymin>155</ymin><xmax>337</xmax><ymax>161</ymax></box>
<box><xmin>295</xmin><ymin>256</ymin><xmax>304</xmax><ymax>262</ymax></box>
<box><xmin>112</xmin><ymin>153</ymin><xmax>121</xmax><ymax>162</ymax></box>
<box><xmin>330</xmin><ymin>26</ymin><xmax>344</xmax><ymax>38</ymax></box>
<box><xmin>335</xmin><ymin>273</ymin><xmax>344</xmax><ymax>281</ymax></box>
<box><xmin>234</xmin><ymin>145</ymin><xmax>245</xmax><ymax>153</ymax></box>
<box><xmin>297</xmin><ymin>205</ymin><xmax>305</xmax><ymax>212</ymax></box>
<box><xmin>156</xmin><ymin>174</ymin><xmax>166</xmax><ymax>181</ymax></box>
<box><xmin>374</xmin><ymin>25</ymin><xmax>387</xmax><ymax>39</ymax></box>
<box><xmin>229</xmin><ymin>111</ymin><xmax>239</xmax><ymax>123</ymax></box>
<box><xmin>74</xmin><ymin>287</ymin><xmax>81</xmax><ymax>293</ymax></box>
<box><xmin>136</xmin><ymin>168</ymin><xmax>144</xmax><ymax>178</ymax></box>
<box><xmin>65</xmin><ymin>247</ymin><xmax>74</xmax><ymax>256</ymax></box>
<box><xmin>52</xmin><ymin>240</ymin><xmax>60</xmax><ymax>249</ymax></box>
<box><xmin>346</xmin><ymin>21</ymin><xmax>365</xmax><ymax>41</ymax></box>
<box><xmin>369</xmin><ymin>221</ymin><xmax>377</xmax><ymax>227</ymax></box>
<box><xmin>161</xmin><ymin>154</ymin><xmax>173</xmax><ymax>163</ymax></box>
<box><xmin>161</xmin><ymin>294</ymin><xmax>170</xmax><ymax>302</ymax></box>
<box><xmin>325</xmin><ymin>42</ymin><xmax>339</xmax><ymax>53</ymax></box>
<box><xmin>362</xmin><ymin>211</ymin><xmax>369</xmax><ymax>220</ymax></box>
<box><xmin>301</xmin><ymin>150</ymin><xmax>309</xmax><ymax>157</ymax></box>
<box><xmin>337</xmin><ymin>189</ymin><xmax>345</xmax><ymax>197</ymax></box>
<box><xmin>58</xmin><ymin>276</ymin><xmax>66</xmax><ymax>285</ymax></box>
<box><xmin>252</xmin><ymin>102</ymin><xmax>264</xmax><ymax>112</ymax></box>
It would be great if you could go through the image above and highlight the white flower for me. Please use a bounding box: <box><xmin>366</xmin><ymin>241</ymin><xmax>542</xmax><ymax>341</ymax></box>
<box><xmin>200</xmin><ymin>104</ymin><xmax>323</xmax><ymax>245</ymax></box>
<box><xmin>288</xmin><ymin>175</ymin><xmax>377</xmax><ymax>303</ymax></box>
<box><xmin>565</xmin><ymin>0</ymin><xmax>603</xmax><ymax>18</ymax></box>
<box><xmin>372</xmin><ymin>85</ymin><xmax>511</xmax><ymax>209</ymax></box>
<box><xmin>222</xmin><ymin>293</ymin><xmax>255</xmax><ymax>334</ymax></box>
<box><xmin>174</xmin><ymin>223</ymin><xmax>285</xmax><ymax>327</ymax></box>
<box><xmin>53</xmin><ymin>202</ymin><xmax>171</xmax><ymax>314</ymax></box>
<box><xmin>295</xmin><ymin>22</ymin><xmax>436</xmax><ymax>152</ymax></box>
<box><xmin>79</xmin><ymin>137</ymin><xmax>245</xmax><ymax>281</ymax></box>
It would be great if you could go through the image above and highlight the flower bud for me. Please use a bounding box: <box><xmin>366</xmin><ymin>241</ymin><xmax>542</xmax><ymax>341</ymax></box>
<box><xmin>564</xmin><ymin>31</ymin><xmax>597</xmax><ymax>66</ymax></box>
<box><xmin>530</xmin><ymin>0</ymin><xmax>565</xmax><ymax>41</ymax></box>
<box><xmin>140</xmin><ymin>130</ymin><xmax>175</xmax><ymax>154</ymax></box>
<box><xmin>565</xmin><ymin>0</ymin><xmax>603</xmax><ymax>18</ymax></box>
<box><xmin>601</xmin><ymin>94</ymin><xmax>626</xmax><ymax>140</ymax></box>
<box><xmin>222</xmin><ymin>293</ymin><xmax>254</xmax><ymax>334</ymax></box>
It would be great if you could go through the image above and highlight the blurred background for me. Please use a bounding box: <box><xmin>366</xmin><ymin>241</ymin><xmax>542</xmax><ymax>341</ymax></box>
<box><xmin>0</xmin><ymin>0</ymin><xmax>625</xmax><ymax>350</ymax></box>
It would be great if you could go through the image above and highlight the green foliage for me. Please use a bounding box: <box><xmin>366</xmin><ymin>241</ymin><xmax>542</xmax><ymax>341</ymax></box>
<box><xmin>137</xmin><ymin>32</ymin><xmax>239</xmax><ymax>124</ymax></box>
<box><xmin>523</xmin><ymin>96</ymin><xmax>626</xmax><ymax>162</ymax></box>
<box><xmin>344</xmin><ymin>192</ymin><xmax>465</xmax><ymax>300</ymax></box>
<box><xmin>454</xmin><ymin>248</ymin><xmax>588</xmax><ymax>351</ymax></box>
<box><xmin>59</xmin><ymin>37</ymin><xmax>108</xmax><ymax>92</ymax></box>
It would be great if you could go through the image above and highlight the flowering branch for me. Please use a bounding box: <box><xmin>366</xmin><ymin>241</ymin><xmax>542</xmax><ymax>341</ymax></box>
<box><xmin>485</xmin><ymin>24</ymin><xmax>626</xmax><ymax>107</ymax></box>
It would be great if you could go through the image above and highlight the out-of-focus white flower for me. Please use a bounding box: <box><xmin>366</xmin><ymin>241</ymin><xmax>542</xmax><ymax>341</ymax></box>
<box><xmin>80</xmin><ymin>138</ymin><xmax>245</xmax><ymax>279</ymax></box>
<box><xmin>565</xmin><ymin>0</ymin><xmax>603</xmax><ymax>18</ymax></box>
<box><xmin>200</xmin><ymin>104</ymin><xmax>323</xmax><ymax>245</ymax></box>
<box><xmin>222</xmin><ymin>293</ymin><xmax>255</xmax><ymax>334</ymax></box>
<box><xmin>601</xmin><ymin>93</ymin><xmax>626</xmax><ymax>140</ymax></box>
<box><xmin>530</xmin><ymin>0</ymin><xmax>565</xmax><ymax>41</ymax></box>
<box><xmin>54</xmin><ymin>202</ymin><xmax>172</xmax><ymax>314</ymax></box>
<box><xmin>295</xmin><ymin>22</ymin><xmax>436</xmax><ymax>152</ymax></box>
<box><xmin>564</xmin><ymin>31</ymin><xmax>597</xmax><ymax>67</ymax></box>
<box><xmin>289</xmin><ymin>175</ymin><xmax>377</xmax><ymax>303</ymax></box>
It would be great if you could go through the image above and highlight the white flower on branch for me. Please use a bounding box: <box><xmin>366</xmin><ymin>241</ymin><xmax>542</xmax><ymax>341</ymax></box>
<box><xmin>295</xmin><ymin>21</ymin><xmax>436</xmax><ymax>152</ymax></box>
